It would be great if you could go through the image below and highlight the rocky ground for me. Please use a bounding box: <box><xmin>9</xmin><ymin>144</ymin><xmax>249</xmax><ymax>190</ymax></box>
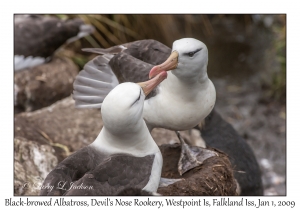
<box><xmin>212</xmin><ymin>77</ymin><xmax>286</xmax><ymax>195</ymax></box>
<box><xmin>14</xmin><ymin>75</ymin><xmax>285</xmax><ymax>196</ymax></box>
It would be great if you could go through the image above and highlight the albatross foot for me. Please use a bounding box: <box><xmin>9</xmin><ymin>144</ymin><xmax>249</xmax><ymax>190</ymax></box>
<box><xmin>159</xmin><ymin>177</ymin><xmax>183</xmax><ymax>187</ymax></box>
<box><xmin>176</xmin><ymin>131</ymin><xmax>218</xmax><ymax>176</ymax></box>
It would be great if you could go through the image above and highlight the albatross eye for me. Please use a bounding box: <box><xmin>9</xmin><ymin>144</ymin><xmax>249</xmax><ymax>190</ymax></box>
<box><xmin>137</xmin><ymin>90</ymin><xmax>141</xmax><ymax>101</ymax></box>
<box><xmin>132</xmin><ymin>88</ymin><xmax>142</xmax><ymax>106</ymax></box>
<box><xmin>188</xmin><ymin>52</ymin><xmax>195</xmax><ymax>57</ymax></box>
<box><xmin>186</xmin><ymin>48</ymin><xmax>202</xmax><ymax>57</ymax></box>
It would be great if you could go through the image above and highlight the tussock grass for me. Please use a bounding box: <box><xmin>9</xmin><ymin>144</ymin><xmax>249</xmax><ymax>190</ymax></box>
<box><xmin>55</xmin><ymin>14</ymin><xmax>286</xmax><ymax>102</ymax></box>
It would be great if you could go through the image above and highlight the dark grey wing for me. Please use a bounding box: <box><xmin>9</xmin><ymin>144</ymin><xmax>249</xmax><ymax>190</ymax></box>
<box><xmin>195</xmin><ymin>109</ymin><xmax>263</xmax><ymax>195</ymax></box>
<box><xmin>108</xmin><ymin>52</ymin><xmax>159</xmax><ymax>99</ymax></box>
<box><xmin>83</xmin><ymin>39</ymin><xmax>171</xmax><ymax>65</ymax></box>
<box><xmin>123</xmin><ymin>39</ymin><xmax>171</xmax><ymax>65</ymax></box>
<box><xmin>108</xmin><ymin>51</ymin><xmax>154</xmax><ymax>83</ymax></box>
<box><xmin>64</xmin><ymin>154</ymin><xmax>155</xmax><ymax>196</ymax></box>
<box><xmin>40</xmin><ymin>146</ymin><xmax>105</xmax><ymax>196</ymax></box>
<box><xmin>108</xmin><ymin>40</ymin><xmax>171</xmax><ymax>99</ymax></box>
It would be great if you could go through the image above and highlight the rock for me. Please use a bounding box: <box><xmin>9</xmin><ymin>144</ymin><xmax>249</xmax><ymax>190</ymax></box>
<box><xmin>211</xmin><ymin>77</ymin><xmax>285</xmax><ymax>195</ymax></box>
<box><xmin>157</xmin><ymin>144</ymin><xmax>238</xmax><ymax>196</ymax></box>
<box><xmin>14</xmin><ymin>137</ymin><xmax>58</xmax><ymax>196</ymax></box>
<box><xmin>14</xmin><ymin>57</ymin><xmax>78</xmax><ymax>113</ymax></box>
<box><xmin>14</xmin><ymin>96</ymin><xmax>103</xmax><ymax>162</ymax></box>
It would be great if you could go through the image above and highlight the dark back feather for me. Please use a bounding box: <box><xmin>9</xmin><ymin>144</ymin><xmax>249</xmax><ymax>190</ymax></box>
<box><xmin>64</xmin><ymin>154</ymin><xmax>155</xmax><ymax>196</ymax></box>
<box><xmin>196</xmin><ymin>109</ymin><xmax>263</xmax><ymax>195</ymax></box>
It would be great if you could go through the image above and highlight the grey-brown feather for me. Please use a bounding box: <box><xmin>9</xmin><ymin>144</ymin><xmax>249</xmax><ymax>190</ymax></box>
<box><xmin>40</xmin><ymin>145</ymin><xmax>155</xmax><ymax>196</ymax></box>
<box><xmin>64</xmin><ymin>154</ymin><xmax>155</xmax><ymax>196</ymax></box>
<box><xmin>109</xmin><ymin>51</ymin><xmax>153</xmax><ymax>83</ymax></box>
<box><xmin>122</xmin><ymin>39</ymin><xmax>171</xmax><ymax>65</ymax></box>
<box><xmin>40</xmin><ymin>146</ymin><xmax>106</xmax><ymax>196</ymax></box>
<box><xmin>195</xmin><ymin>109</ymin><xmax>263</xmax><ymax>195</ymax></box>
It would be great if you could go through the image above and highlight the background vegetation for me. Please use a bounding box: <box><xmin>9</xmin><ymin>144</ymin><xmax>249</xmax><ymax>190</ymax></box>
<box><xmin>54</xmin><ymin>14</ymin><xmax>286</xmax><ymax>104</ymax></box>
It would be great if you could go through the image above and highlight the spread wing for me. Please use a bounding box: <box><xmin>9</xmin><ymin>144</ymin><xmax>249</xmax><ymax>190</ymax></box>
<box><xmin>72</xmin><ymin>54</ymin><xmax>119</xmax><ymax>109</ymax></box>
<box><xmin>82</xmin><ymin>39</ymin><xmax>171</xmax><ymax>82</ymax></box>
<box><xmin>40</xmin><ymin>146</ymin><xmax>105</xmax><ymax>196</ymax></box>
<box><xmin>73</xmin><ymin>39</ymin><xmax>171</xmax><ymax>108</ymax></box>
<box><xmin>64</xmin><ymin>154</ymin><xmax>155</xmax><ymax>196</ymax></box>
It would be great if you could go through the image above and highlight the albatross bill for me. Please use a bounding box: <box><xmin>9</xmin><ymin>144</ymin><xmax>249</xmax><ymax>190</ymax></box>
<box><xmin>149</xmin><ymin>51</ymin><xmax>179</xmax><ymax>79</ymax></box>
<box><xmin>138</xmin><ymin>71</ymin><xmax>167</xmax><ymax>96</ymax></box>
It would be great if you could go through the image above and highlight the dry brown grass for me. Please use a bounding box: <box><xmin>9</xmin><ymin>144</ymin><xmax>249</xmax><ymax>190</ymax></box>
<box><xmin>59</xmin><ymin>14</ymin><xmax>224</xmax><ymax>47</ymax></box>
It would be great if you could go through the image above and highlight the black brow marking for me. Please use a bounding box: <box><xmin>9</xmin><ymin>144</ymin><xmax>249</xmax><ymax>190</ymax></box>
<box><xmin>185</xmin><ymin>48</ymin><xmax>202</xmax><ymax>57</ymax></box>
<box><xmin>193</xmin><ymin>48</ymin><xmax>202</xmax><ymax>54</ymax></box>
<box><xmin>131</xmin><ymin>88</ymin><xmax>142</xmax><ymax>107</ymax></box>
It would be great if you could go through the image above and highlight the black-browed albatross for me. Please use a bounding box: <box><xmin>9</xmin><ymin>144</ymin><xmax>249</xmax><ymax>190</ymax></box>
<box><xmin>14</xmin><ymin>15</ymin><xmax>94</xmax><ymax>71</ymax></box>
<box><xmin>40</xmin><ymin>72</ymin><xmax>167</xmax><ymax>196</ymax></box>
<box><xmin>73</xmin><ymin>38</ymin><xmax>216</xmax><ymax>175</ymax></box>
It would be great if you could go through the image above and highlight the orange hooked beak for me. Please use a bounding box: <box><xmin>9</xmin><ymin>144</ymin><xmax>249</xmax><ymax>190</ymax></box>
<box><xmin>149</xmin><ymin>51</ymin><xmax>179</xmax><ymax>79</ymax></box>
<box><xmin>137</xmin><ymin>71</ymin><xmax>168</xmax><ymax>96</ymax></box>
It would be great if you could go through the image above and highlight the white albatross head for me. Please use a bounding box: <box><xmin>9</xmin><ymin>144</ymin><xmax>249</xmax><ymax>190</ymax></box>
<box><xmin>101</xmin><ymin>71</ymin><xmax>167</xmax><ymax>135</ymax></box>
<box><xmin>149</xmin><ymin>38</ymin><xmax>208</xmax><ymax>81</ymax></box>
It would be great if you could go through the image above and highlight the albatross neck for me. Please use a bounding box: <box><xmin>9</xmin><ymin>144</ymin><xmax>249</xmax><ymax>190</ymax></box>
<box><xmin>161</xmin><ymin>70</ymin><xmax>210</xmax><ymax>99</ymax></box>
<box><xmin>91</xmin><ymin>120</ymin><xmax>158</xmax><ymax>156</ymax></box>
